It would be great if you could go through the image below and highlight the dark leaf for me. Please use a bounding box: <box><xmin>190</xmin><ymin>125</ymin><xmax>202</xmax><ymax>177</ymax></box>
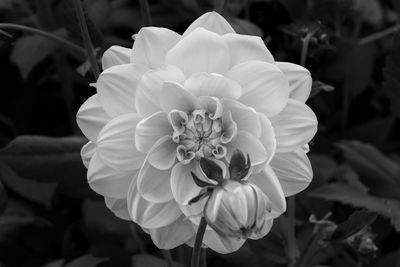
<box><xmin>229</xmin><ymin>150</ymin><xmax>250</xmax><ymax>181</ymax></box>
<box><xmin>64</xmin><ymin>254</ymin><xmax>108</xmax><ymax>267</ymax></box>
<box><xmin>188</xmin><ymin>189</ymin><xmax>211</xmax><ymax>205</ymax></box>
<box><xmin>310</xmin><ymin>80</ymin><xmax>334</xmax><ymax>98</ymax></box>
<box><xmin>190</xmin><ymin>171</ymin><xmax>214</xmax><ymax>188</ymax></box>
<box><xmin>330</xmin><ymin>210</ymin><xmax>377</xmax><ymax>242</ymax></box>
<box><xmin>132</xmin><ymin>254</ymin><xmax>185</xmax><ymax>267</ymax></box>
<box><xmin>200</xmin><ymin>158</ymin><xmax>223</xmax><ymax>183</ymax></box>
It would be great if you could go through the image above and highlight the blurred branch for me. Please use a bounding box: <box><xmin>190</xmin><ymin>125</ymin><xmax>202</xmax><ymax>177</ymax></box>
<box><xmin>359</xmin><ymin>24</ymin><xmax>400</xmax><ymax>46</ymax></box>
<box><xmin>0</xmin><ymin>23</ymin><xmax>85</xmax><ymax>57</ymax></box>
<box><xmin>139</xmin><ymin>0</ymin><xmax>152</xmax><ymax>26</ymax></box>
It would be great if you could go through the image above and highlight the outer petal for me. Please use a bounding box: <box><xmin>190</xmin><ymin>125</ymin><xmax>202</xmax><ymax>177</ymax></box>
<box><xmin>183</xmin><ymin>11</ymin><xmax>235</xmax><ymax>36</ymax></box>
<box><xmin>159</xmin><ymin>82</ymin><xmax>197</xmax><ymax>114</ymax></box>
<box><xmin>102</xmin><ymin>45</ymin><xmax>131</xmax><ymax>70</ymax></box>
<box><xmin>249</xmin><ymin>219</ymin><xmax>273</xmax><ymax>240</ymax></box>
<box><xmin>226</xmin><ymin>61</ymin><xmax>289</xmax><ymax>117</ymax></box>
<box><xmin>137</xmin><ymin>160</ymin><xmax>174</xmax><ymax>203</ymax></box>
<box><xmin>202</xmin><ymin>229</ymin><xmax>245</xmax><ymax>254</ymax></box>
<box><xmin>127</xmin><ymin>177</ymin><xmax>182</xmax><ymax>229</ymax></box>
<box><xmin>270</xmin><ymin>148</ymin><xmax>313</xmax><ymax>196</ymax></box>
<box><xmin>166</xmin><ymin>28</ymin><xmax>230</xmax><ymax>76</ymax></box>
<box><xmin>223</xmin><ymin>34</ymin><xmax>274</xmax><ymax>66</ymax></box>
<box><xmin>135</xmin><ymin>112</ymin><xmax>172</xmax><ymax>153</ymax></box>
<box><xmin>135</xmin><ymin>66</ymin><xmax>186</xmax><ymax>118</ymax></box>
<box><xmin>81</xmin><ymin>141</ymin><xmax>96</xmax><ymax>168</ymax></box>
<box><xmin>226</xmin><ymin>131</ymin><xmax>267</xmax><ymax>166</ymax></box>
<box><xmin>76</xmin><ymin>94</ymin><xmax>111</xmax><ymax>141</ymax></box>
<box><xmin>148</xmin><ymin>216</ymin><xmax>195</xmax><ymax>249</ymax></box>
<box><xmin>97</xmin><ymin>64</ymin><xmax>149</xmax><ymax>117</ymax></box>
<box><xmin>170</xmin><ymin>162</ymin><xmax>202</xmax><ymax>205</ymax></box>
<box><xmin>270</xmin><ymin>99</ymin><xmax>317</xmax><ymax>153</ymax></box>
<box><xmin>147</xmin><ymin>136</ymin><xmax>177</xmax><ymax>170</ymax></box>
<box><xmin>131</xmin><ymin>27</ymin><xmax>181</xmax><ymax>69</ymax></box>
<box><xmin>249</xmin><ymin>166</ymin><xmax>286</xmax><ymax>217</ymax></box>
<box><xmin>184</xmin><ymin>73</ymin><xmax>241</xmax><ymax>99</ymax></box>
<box><xmin>88</xmin><ymin>152</ymin><xmax>136</xmax><ymax>198</ymax></box>
<box><xmin>97</xmin><ymin>113</ymin><xmax>145</xmax><ymax>171</ymax></box>
<box><xmin>105</xmin><ymin>197</ymin><xmax>130</xmax><ymax>220</ymax></box>
<box><xmin>276</xmin><ymin>62</ymin><xmax>312</xmax><ymax>103</ymax></box>
<box><xmin>257</xmin><ymin>113</ymin><xmax>277</xmax><ymax>165</ymax></box>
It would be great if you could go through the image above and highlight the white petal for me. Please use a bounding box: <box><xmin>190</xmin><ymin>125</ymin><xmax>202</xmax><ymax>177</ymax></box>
<box><xmin>170</xmin><ymin>162</ymin><xmax>202</xmax><ymax>205</ymax></box>
<box><xmin>76</xmin><ymin>94</ymin><xmax>111</xmax><ymax>141</ymax></box>
<box><xmin>198</xmin><ymin>96</ymin><xmax>223</xmax><ymax>120</ymax></box>
<box><xmin>135</xmin><ymin>112</ymin><xmax>172</xmax><ymax>153</ymax></box>
<box><xmin>226</xmin><ymin>61</ymin><xmax>289</xmax><ymax>117</ymax></box>
<box><xmin>166</xmin><ymin>28</ymin><xmax>230</xmax><ymax>76</ymax></box>
<box><xmin>276</xmin><ymin>62</ymin><xmax>312</xmax><ymax>103</ymax></box>
<box><xmin>127</xmin><ymin>176</ymin><xmax>181</xmax><ymax>228</ymax></box>
<box><xmin>222</xmin><ymin>99</ymin><xmax>261</xmax><ymax>137</ymax></box>
<box><xmin>105</xmin><ymin>197</ymin><xmax>130</xmax><ymax>220</ymax></box>
<box><xmin>131</xmin><ymin>27</ymin><xmax>181</xmax><ymax>69</ymax></box>
<box><xmin>257</xmin><ymin>113</ymin><xmax>276</xmax><ymax>165</ymax></box>
<box><xmin>184</xmin><ymin>72</ymin><xmax>241</xmax><ymax>99</ymax></box>
<box><xmin>88</xmin><ymin>152</ymin><xmax>136</xmax><ymax>198</ymax></box>
<box><xmin>223</xmin><ymin>33</ymin><xmax>274</xmax><ymax>66</ymax></box>
<box><xmin>97</xmin><ymin>113</ymin><xmax>145</xmax><ymax>171</ymax></box>
<box><xmin>270</xmin><ymin>148</ymin><xmax>313</xmax><ymax>196</ymax></box>
<box><xmin>249</xmin><ymin>219</ymin><xmax>273</xmax><ymax>240</ymax></box>
<box><xmin>102</xmin><ymin>45</ymin><xmax>131</xmax><ymax>70</ymax></box>
<box><xmin>97</xmin><ymin>63</ymin><xmax>149</xmax><ymax>117</ymax></box>
<box><xmin>135</xmin><ymin>66</ymin><xmax>186</xmax><ymax>118</ymax></box>
<box><xmin>159</xmin><ymin>81</ymin><xmax>197</xmax><ymax>114</ymax></box>
<box><xmin>137</xmin><ymin>160</ymin><xmax>174</xmax><ymax>203</ymax></box>
<box><xmin>148</xmin><ymin>216</ymin><xmax>195</xmax><ymax>249</ymax></box>
<box><xmin>202</xmin><ymin>229</ymin><xmax>245</xmax><ymax>254</ymax></box>
<box><xmin>81</xmin><ymin>141</ymin><xmax>96</xmax><ymax>168</ymax></box>
<box><xmin>147</xmin><ymin>136</ymin><xmax>177</xmax><ymax>170</ymax></box>
<box><xmin>270</xmin><ymin>99</ymin><xmax>317</xmax><ymax>153</ymax></box>
<box><xmin>249</xmin><ymin>166</ymin><xmax>286</xmax><ymax>217</ymax></box>
<box><xmin>183</xmin><ymin>11</ymin><xmax>235</xmax><ymax>36</ymax></box>
<box><xmin>226</xmin><ymin>131</ymin><xmax>267</xmax><ymax>166</ymax></box>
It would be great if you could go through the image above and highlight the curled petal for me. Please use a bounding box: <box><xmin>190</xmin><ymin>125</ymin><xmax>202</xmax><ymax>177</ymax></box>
<box><xmin>76</xmin><ymin>94</ymin><xmax>111</xmax><ymax>141</ymax></box>
<box><xmin>270</xmin><ymin>148</ymin><xmax>313</xmax><ymax>196</ymax></box>
<box><xmin>102</xmin><ymin>45</ymin><xmax>131</xmax><ymax>70</ymax></box>
<box><xmin>198</xmin><ymin>96</ymin><xmax>223</xmax><ymax>120</ymax></box>
<box><xmin>183</xmin><ymin>11</ymin><xmax>235</xmax><ymax>36</ymax></box>
<box><xmin>221</xmin><ymin>111</ymin><xmax>237</xmax><ymax>144</ymax></box>
<box><xmin>137</xmin><ymin>160</ymin><xmax>174</xmax><ymax>203</ymax></box>
<box><xmin>159</xmin><ymin>82</ymin><xmax>197</xmax><ymax>114</ymax></box>
<box><xmin>223</xmin><ymin>33</ymin><xmax>274</xmax><ymax>66</ymax></box>
<box><xmin>147</xmin><ymin>136</ymin><xmax>177</xmax><ymax>170</ymax></box>
<box><xmin>226</xmin><ymin>131</ymin><xmax>267</xmax><ymax>166</ymax></box>
<box><xmin>185</xmin><ymin>73</ymin><xmax>242</xmax><ymax>99</ymax></box>
<box><xmin>257</xmin><ymin>113</ymin><xmax>277</xmax><ymax>166</ymax></box>
<box><xmin>131</xmin><ymin>27</ymin><xmax>181</xmax><ymax>68</ymax></box>
<box><xmin>81</xmin><ymin>141</ymin><xmax>96</xmax><ymax>168</ymax></box>
<box><xmin>271</xmin><ymin>99</ymin><xmax>318</xmax><ymax>153</ymax></box>
<box><xmin>88</xmin><ymin>152</ymin><xmax>137</xmax><ymax>198</ymax></box>
<box><xmin>166</xmin><ymin>27</ymin><xmax>230</xmax><ymax>76</ymax></box>
<box><xmin>105</xmin><ymin>197</ymin><xmax>130</xmax><ymax>221</ymax></box>
<box><xmin>226</xmin><ymin>61</ymin><xmax>289</xmax><ymax>117</ymax></box>
<box><xmin>171</xmin><ymin>162</ymin><xmax>202</xmax><ymax>205</ymax></box>
<box><xmin>276</xmin><ymin>62</ymin><xmax>312</xmax><ymax>103</ymax></box>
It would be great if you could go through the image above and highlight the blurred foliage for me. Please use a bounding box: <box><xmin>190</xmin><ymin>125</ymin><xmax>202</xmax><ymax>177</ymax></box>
<box><xmin>1</xmin><ymin>0</ymin><xmax>400</xmax><ymax>266</ymax></box>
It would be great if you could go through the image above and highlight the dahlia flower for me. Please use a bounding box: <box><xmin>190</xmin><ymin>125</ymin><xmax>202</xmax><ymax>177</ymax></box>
<box><xmin>77</xmin><ymin>11</ymin><xmax>317</xmax><ymax>253</ymax></box>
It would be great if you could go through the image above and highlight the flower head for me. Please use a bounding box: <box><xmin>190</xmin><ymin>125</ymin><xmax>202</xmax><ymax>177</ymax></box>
<box><xmin>77</xmin><ymin>11</ymin><xmax>317</xmax><ymax>253</ymax></box>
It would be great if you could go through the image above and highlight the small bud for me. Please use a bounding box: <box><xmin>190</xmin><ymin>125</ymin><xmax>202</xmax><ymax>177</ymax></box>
<box><xmin>203</xmin><ymin>180</ymin><xmax>271</xmax><ymax>239</ymax></box>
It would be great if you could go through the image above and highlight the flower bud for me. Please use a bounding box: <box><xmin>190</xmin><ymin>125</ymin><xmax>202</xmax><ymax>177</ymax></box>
<box><xmin>204</xmin><ymin>180</ymin><xmax>271</xmax><ymax>239</ymax></box>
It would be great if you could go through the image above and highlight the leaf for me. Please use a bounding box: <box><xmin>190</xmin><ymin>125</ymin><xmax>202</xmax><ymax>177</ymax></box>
<box><xmin>310</xmin><ymin>81</ymin><xmax>334</xmax><ymax>98</ymax></box>
<box><xmin>132</xmin><ymin>254</ymin><xmax>185</xmax><ymax>267</ymax></box>
<box><xmin>200</xmin><ymin>158</ymin><xmax>223</xmax><ymax>183</ymax></box>
<box><xmin>330</xmin><ymin>210</ymin><xmax>377</xmax><ymax>242</ymax></box>
<box><xmin>309</xmin><ymin>183</ymin><xmax>400</xmax><ymax>231</ymax></box>
<box><xmin>64</xmin><ymin>254</ymin><xmax>108</xmax><ymax>267</ymax></box>
<box><xmin>382</xmin><ymin>33</ymin><xmax>400</xmax><ymax>118</ymax></box>
<box><xmin>0</xmin><ymin>180</ymin><xmax>7</xmax><ymax>215</ymax></box>
<box><xmin>229</xmin><ymin>150</ymin><xmax>250</xmax><ymax>181</ymax></box>
<box><xmin>41</xmin><ymin>259</ymin><xmax>65</xmax><ymax>267</ymax></box>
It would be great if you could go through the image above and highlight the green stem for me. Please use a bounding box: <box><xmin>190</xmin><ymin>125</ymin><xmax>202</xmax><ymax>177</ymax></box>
<box><xmin>287</xmin><ymin>196</ymin><xmax>297</xmax><ymax>267</ymax></box>
<box><xmin>201</xmin><ymin>248</ymin><xmax>207</xmax><ymax>267</ymax></box>
<box><xmin>297</xmin><ymin>234</ymin><xmax>319</xmax><ymax>267</ymax></box>
<box><xmin>72</xmin><ymin>0</ymin><xmax>100</xmax><ymax>80</ymax></box>
<box><xmin>162</xmin><ymin>250</ymin><xmax>174</xmax><ymax>267</ymax></box>
<box><xmin>139</xmin><ymin>0</ymin><xmax>152</xmax><ymax>26</ymax></box>
<box><xmin>359</xmin><ymin>24</ymin><xmax>400</xmax><ymax>46</ymax></box>
<box><xmin>191</xmin><ymin>217</ymin><xmax>207</xmax><ymax>267</ymax></box>
<box><xmin>300</xmin><ymin>33</ymin><xmax>312</xmax><ymax>67</ymax></box>
<box><xmin>0</xmin><ymin>23</ymin><xmax>85</xmax><ymax>57</ymax></box>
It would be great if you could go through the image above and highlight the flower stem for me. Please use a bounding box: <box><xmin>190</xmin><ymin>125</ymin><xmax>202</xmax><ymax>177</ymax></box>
<box><xmin>359</xmin><ymin>24</ymin><xmax>400</xmax><ymax>46</ymax></box>
<box><xmin>201</xmin><ymin>248</ymin><xmax>207</xmax><ymax>267</ymax></box>
<box><xmin>191</xmin><ymin>217</ymin><xmax>207</xmax><ymax>267</ymax></box>
<box><xmin>72</xmin><ymin>0</ymin><xmax>100</xmax><ymax>80</ymax></box>
<box><xmin>161</xmin><ymin>250</ymin><xmax>174</xmax><ymax>267</ymax></box>
<box><xmin>0</xmin><ymin>23</ymin><xmax>86</xmax><ymax>57</ymax></box>
<box><xmin>139</xmin><ymin>0</ymin><xmax>152</xmax><ymax>26</ymax></box>
<box><xmin>287</xmin><ymin>196</ymin><xmax>297</xmax><ymax>267</ymax></box>
<box><xmin>300</xmin><ymin>33</ymin><xmax>312</xmax><ymax>67</ymax></box>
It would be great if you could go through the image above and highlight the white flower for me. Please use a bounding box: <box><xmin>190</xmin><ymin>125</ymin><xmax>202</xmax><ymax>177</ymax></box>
<box><xmin>77</xmin><ymin>12</ymin><xmax>317</xmax><ymax>253</ymax></box>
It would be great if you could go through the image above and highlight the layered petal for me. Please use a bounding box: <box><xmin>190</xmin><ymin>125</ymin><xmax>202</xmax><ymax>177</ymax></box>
<box><xmin>170</xmin><ymin>162</ymin><xmax>202</xmax><ymax>205</ymax></box>
<box><xmin>147</xmin><ymin>136</ymin><xmax>177</xmax><ymax>170</ymax></box>
<box><xmin>76</xmin><ymin>94</ymin><xmax>111</xmax><ymax>141</ymax></box>
<box><xmin>97</xmin><ymin>113</ymin><xmax>145</xmax><ymax>171</ymax></box>
<box><xmin>226</xmin><ymin>131</ymin><xmax>267</xmax><ymax>166</ymax></box>
<box><xmin>105</xmin><ymin>197</ymin><xmax>130</xmax><ymax>220</ymax></box>
<box><xmin>97</xmin><ymin>64</ymin><xmax>149</xmax><ymax>117</ymax></box>
<box><xmin>87</xmin><ymin>152</ymin><xmax>136</xmax><ymax>198</ymax></box>
<box><xmin>270</xmin><ymin>148</ymin><xmax>313</xmax><ymax>196</ymax></box>
<box><xmin>137</xmin><ymin>160</ymin><xmax>174</xmax><ymax>203</ymax></box>
<box><xmin>81</xmin><ymin>141</ymin><xmax>96</xmax><ymax>168</ymax></box>
<box><xmin>102</xmin><ymin>45</ymin><xmax>131</xmax><ymax>70</ymax></box>
<box><xmin>276</xmin><ymin>62</ymin><xmax>312</xmax><ymax>103</ymax></box>
<box><xmin>183</xmin><ymin>11</ymin><xmax>235</xmax><ymax>36</ymax></box>
<box><xmin>223</xmin><ymin>34</ymin><xmax>274</xmax><ymax>66</ymax></box>
<box><xmin>249</xmin><ymin>218</ymin><xmax>273</xmax><ymax>240</ymax></box>
<box><xmin>135</xmin><ymin>67</ymin><xmax>186</xmax><ymax>118</ymax></box>
<box><xmin>270</xmin><ymin>99</ymin><xmax>318</xmax><ymax>153</ymax></box>
<box><xmin>159</xmin><ymin>82</ymin><xmax>197</xmax><ymax>113</ymax></box>
<box><xmin>148</xmin><ymin>216</ymin><xmax>195</xmax><ymax>249</ymax></box>
<box><xmin>257</xmin><ymin>113</ymin><xmax>277</xmax><ymax>165</ymax></box>
<box><xmin>131</xmin><ymin>27</ymin><xmax>181</xmax><ymax>69</ymax></box>
<box><xmin>226</xmin><ymin>61</ymin><xmax>289</xmax><ymax>117</ymax></box>
<box><xmin>166</xmin><ymin>28</ymin><xmax>230</xmax><ymax>76</ymax></box>
<box><xmin>184</xmin><ymin>73</ymin><xmax>241</xmax><ymax>99</ymax></box>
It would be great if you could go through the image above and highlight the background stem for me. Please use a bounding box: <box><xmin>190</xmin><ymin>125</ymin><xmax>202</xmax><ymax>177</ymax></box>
<box><xmin>191</xmin><ymin>217</ymin><xmax>208</xmax><ymax>267</ymax></box>
<box><xmin>139</xmin><ymin>0</ymin><xmax>152</xmax><ymax>26</ymax></box>
<box><xmin>162</xmin><ymin>250</ymin><xmax>174</xmax><ymax>267</ymax></box>
<box><xmin>287</xmin><ymin>196</ymin><xmax>297</xmax><ymax>267</ymax></box>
